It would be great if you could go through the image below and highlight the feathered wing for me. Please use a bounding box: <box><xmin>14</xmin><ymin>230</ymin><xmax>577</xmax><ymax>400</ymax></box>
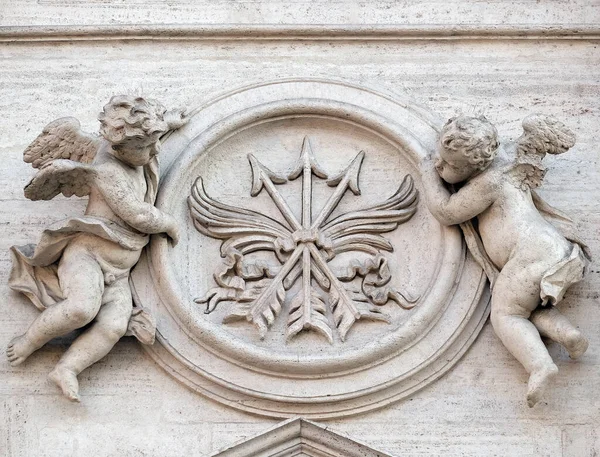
<box><xmin>189</xmin><ymin>177</ymin><xmax>296</xmax><ymax>337</ymax></box>
<box><xmin>188</xmin><ymin>177</ymin><xmax>293</xmax><ymax>256</ymax></box>
<box><xmin>510</xmin><ymin>114</ymin><xmax>576</xmax><ymax>190</ymax></box>
<box><xmin>23</xmin><ymin>117</ymin><xmax>103</xmax><ymax>200</ymax></box>
<box><xmin>321</xmin><ymin>174</ymin><xmax>418</xmax><ymax>255</ymax></box>
<box><xmin>466</xmin><ymin>114</ymin><xmax>586</xmax><ymax>287</ymax></box>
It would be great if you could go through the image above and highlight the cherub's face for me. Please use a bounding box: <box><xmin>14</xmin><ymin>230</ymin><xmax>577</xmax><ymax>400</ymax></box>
<box><xmin>113</xmin><ymin>137</ymin><xmax>157</xmax><ymax>167</ymax></box>
<box><xmin>435</xmin><ymin>143</ymin><xmax>480</xmax><ymax>184</ymax></box>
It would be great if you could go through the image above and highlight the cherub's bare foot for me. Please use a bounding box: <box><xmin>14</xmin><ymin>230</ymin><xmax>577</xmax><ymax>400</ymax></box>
<box><xmin>6</xmin><ymin>334</ymin><xmax>37</xmax><ymax>366</ymax></box>
<box><xmin>49</xmin><ymin>365</ymin><xmax>81</xmax><ymax>402</ymax></box>
<box><xmin>564</xmin><ymin>330</ymin><xmax>588</xmax><ymax>360</ymax></box>
<box><xmin>526</xmin><ymin>364</ymin><xmax>558</xmax><ymax>408</ymax></box>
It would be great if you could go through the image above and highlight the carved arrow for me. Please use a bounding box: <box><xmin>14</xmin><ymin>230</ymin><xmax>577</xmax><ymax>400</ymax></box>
<box><xmin>246</xmin><ymin>153</ymin><xmax>307</xmax><ymax>336</ymax></box>
<box><xmin>311</xmin><ymin>151</ymin><xmax>365</xmax><ymax>230</ymax></box>
<box><xmin>288</xmin><ymin>136</ymin><xmax>328</xmax><ymax>226</ymax></box>
<box><xmin>286</xmin><ymin>137</ymin><xmax>333</xmax><ymax>342</ymax></box>
<box><xmin>307</xmin><ymin>243</ymin><xmax>389</xmax><ymax>341</ymax></box>
<box><xmin>286</xmin><ymin>245</ymin><xmax>333</xmax><ymax>343</ymax></box>
<box><xmin>247</xmin><ymin>244</ymin><xmax>303</xmax><ymax>338</ymax></box>
<box><xmin>305</xmin><ymin>151</ymin><xmax>391</xmax><ymax>341</ymax></box>
<box><xmin>248</xmin><ymin>154</ymin><xmax>301</xmax><ymax>231</ymax></box>
<box><xmin>193</xmin><ymin>140</ymin><xmax>416</xmax><ymax>342</ymax></box>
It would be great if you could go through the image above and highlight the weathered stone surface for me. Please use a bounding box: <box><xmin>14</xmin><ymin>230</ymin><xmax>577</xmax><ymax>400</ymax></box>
<box><xmin>0</xmin><ymin>0</ymin><xmax>598</xmax><ymax>26</ymax></box>
<box><xmin>127</xmin><ymin>79</ymin><xmax>489</xmax><ymax>419</ymax></box>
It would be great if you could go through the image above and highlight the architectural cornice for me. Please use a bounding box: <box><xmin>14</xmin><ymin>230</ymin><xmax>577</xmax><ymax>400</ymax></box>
<box><xmin>0</xmin><ymin>23</ymin><xmax>599</xmax><ymax>42</ymax></box>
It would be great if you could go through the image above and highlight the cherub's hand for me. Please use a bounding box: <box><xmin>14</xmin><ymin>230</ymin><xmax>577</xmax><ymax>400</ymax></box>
<box><xmin>167</xmin><ymin>225</ymin><xmax>180</xmax><ymax>246</ymax></box>
<box><xmin>163</xmin><ymin>215</ymin><xmax>180</xmax><ymax>246</ymax></box>
<box><xmin>163</xmin><ymin>108</ymin><xmax>189</xmax><ymax>131</ymax></box>
<box><xmin>419</xmin><ymin>153</ymin><xmax>435</xmax><ymax>166</ymax></box>
<box><xmin>420</xmin><ymin>154</ymin><xmax>446</xmax><ymax>179</ymax></box>
<box><xmin>420</xmin><ymin>155</ymin><xmax>439</xmax><ymax>178</ymax></box>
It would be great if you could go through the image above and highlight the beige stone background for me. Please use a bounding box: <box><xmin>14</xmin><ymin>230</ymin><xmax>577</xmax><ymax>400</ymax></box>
<box><xmin>0</xmin><ymin>1</ymin><xmax>599</xmax><ymax>456</ymax></box>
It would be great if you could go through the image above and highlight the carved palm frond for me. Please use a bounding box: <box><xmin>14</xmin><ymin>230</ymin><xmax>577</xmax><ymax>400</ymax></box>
<box><xmin>190</xmin><ymin>138</ymin><xmax>421</xmax><ymax>343</ymax></box>
<box><xmin>188</xmin><ymin>177</ymin><xmax>293</xmax><ymax>256</ymax></box>
<box><xmin>322</xmin><ymin>175</ymin><xmax>418</xmax><ymax>255</ymax></box>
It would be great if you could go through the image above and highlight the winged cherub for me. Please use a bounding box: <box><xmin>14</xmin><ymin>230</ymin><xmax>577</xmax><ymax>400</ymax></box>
<box><xmin>7</xmin><ymin>95</ymin><xmax>186</xmax><ymax>401</ymax></box>
<box><xmin>420</xmin><ymin>114</ymin><xmax>591</xmax><ymax>407</ymax></box>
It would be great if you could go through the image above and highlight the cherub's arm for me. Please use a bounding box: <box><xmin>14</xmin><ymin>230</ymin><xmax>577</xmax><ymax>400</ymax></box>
<box><xmin>420</xmin><ymin>159</ymin><xmax>497</xmax><ymax>226</ymax></box>
<box><xmin>95</xmin><ymin>164</ymin><xmax>179</xmax><ymax>243</ymax></box>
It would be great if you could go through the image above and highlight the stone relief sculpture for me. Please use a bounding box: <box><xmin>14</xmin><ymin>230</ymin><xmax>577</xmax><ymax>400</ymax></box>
<box><xmin>420</xmin><ymin>114</ymin><xmax>591</xmax><ymax>407</ymax></box>
<box><xmin>7</xmin><ymin>81</ymin><xmax>588</xmax><ymax>416</ymax></box>
<box><xmin>110</xmin><ymin>80</ymin><xmax>498</xmax><ymax>417</ymax></box>
<box><xmin>7</xmin><ymin>95</ymin><xmax>186</xmax><ymax>401</ymax></box>
<box><xmin>191</xmin><ymin>137</ymin><xmax>419</xmax><ymax>342</ymax></box>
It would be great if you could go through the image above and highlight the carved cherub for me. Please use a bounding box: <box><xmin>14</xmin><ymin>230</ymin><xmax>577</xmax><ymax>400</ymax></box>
<box><xmin>420</xmin><ymin>114</ymin><xmax>591</xmax><ymax>407</ymax></box>
<box><xmin>7</xmin><ymin>95</ymin><xmax>186</xmax><ymax>401</ymax></box>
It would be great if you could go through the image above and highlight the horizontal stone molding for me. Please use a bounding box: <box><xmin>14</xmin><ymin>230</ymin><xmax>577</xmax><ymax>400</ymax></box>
<box><xmin>0</xmin><ymin>23</ymin><xmax>599</xmax><ymax>42</ymax></box>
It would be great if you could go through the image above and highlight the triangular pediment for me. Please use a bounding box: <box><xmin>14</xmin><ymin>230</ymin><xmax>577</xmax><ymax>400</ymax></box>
<box><xmin>212</xmin><ymin>418</ymin><xmax>394</xmax><ymax>457</ymax></box>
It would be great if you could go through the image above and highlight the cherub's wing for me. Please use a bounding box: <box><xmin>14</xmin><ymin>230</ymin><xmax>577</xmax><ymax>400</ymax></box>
<box><xmin>188</xmin><ymin>177</ymin><xmax>293</xmax><ymax>256</ymax></box>
<box><xmin>321</xmin><ymin>174</ymin><xmax>418</xmax><ymax>255</ymax></box>
<box><xmin>23</xmin><ymin>117</ymin><xmax>103</xmax><ymax>200</ymax></box>
<box><xmin>24</xmin><ymin>160</ymin><xmax>97</xmax><ymax>201</ymax></box>
<box><xmin>24</xmin><ymin>117</ymin><xmax>101</xmax><ymax>168</ymax></box>
<box><xmin>511</xmin><ymin>114</ymin><xmax>576</xmax><ymax>190</ymax></box>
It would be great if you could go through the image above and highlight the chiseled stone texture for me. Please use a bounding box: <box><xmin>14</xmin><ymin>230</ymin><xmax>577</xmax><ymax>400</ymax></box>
<box><xmin>0</xmin><ymin>0</ymin><xmax>598</xmax><ymax>26</ymax></box>
<box><xmin>1</xmin><ymin>2</ymin><xmax>599</xmax><ymax>456</ymax></box>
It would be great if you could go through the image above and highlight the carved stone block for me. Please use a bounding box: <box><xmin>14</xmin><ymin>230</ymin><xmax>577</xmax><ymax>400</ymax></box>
<box><xmin>131</xmin><ymin>79</ymin><xmax>490</xmax><ymax>418</ymax></box>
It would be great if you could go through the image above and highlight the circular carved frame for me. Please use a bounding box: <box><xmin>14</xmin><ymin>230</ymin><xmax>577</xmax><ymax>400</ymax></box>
<box><xmin>131</xmin><ymin>79</ymin><xmax>490</xmax><ymax>419</ymax></box>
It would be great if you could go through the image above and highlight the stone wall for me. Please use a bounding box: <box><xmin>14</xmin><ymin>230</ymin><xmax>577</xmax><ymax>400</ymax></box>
<box><xmin>1</xmin><ymin>2</ymin><xmax>598</xmax><ymax>456</ymax></box>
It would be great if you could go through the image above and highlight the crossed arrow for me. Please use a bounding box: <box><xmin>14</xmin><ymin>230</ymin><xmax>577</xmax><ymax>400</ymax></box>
<box><xmin>247</xmin><ymin>137</ymin><xmax>380</xmax><ymax>341</ymax></box>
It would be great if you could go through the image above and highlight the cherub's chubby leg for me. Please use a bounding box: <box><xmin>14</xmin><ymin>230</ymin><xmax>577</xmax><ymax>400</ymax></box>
<box><xmin>530</xmin><ymin>306</ymin><xmax>588</xmax><ymax>359</ymax></box>
<box><xmin>49</xmin><ymin>277</ymin><xmax>132</xmax><ymax>402</ymax></box>
<box><xmin>490</xmin><ymin>263</ymin><xmax>559</xmax><ymax>408</ymax></box>
<box><xmin>7</xmin><ymin>244</ymin><xmax>104</xmax><ymax>366</ymax></box>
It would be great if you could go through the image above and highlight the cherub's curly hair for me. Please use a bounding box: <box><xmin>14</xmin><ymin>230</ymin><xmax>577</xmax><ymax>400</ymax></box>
<box><xmin>98</xmin><ymin>95</ymin><xmax>169</xmax><ymax>152</ymax></box>
<box><xmin>517</xmin><ymin>114</ymin><xmax>575</xmax><ymax>158</ymax></box>
<box><xmin>440</xmin><ymin>115</ymin><xmax>499</xmax><ymax>170</ymax></box>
